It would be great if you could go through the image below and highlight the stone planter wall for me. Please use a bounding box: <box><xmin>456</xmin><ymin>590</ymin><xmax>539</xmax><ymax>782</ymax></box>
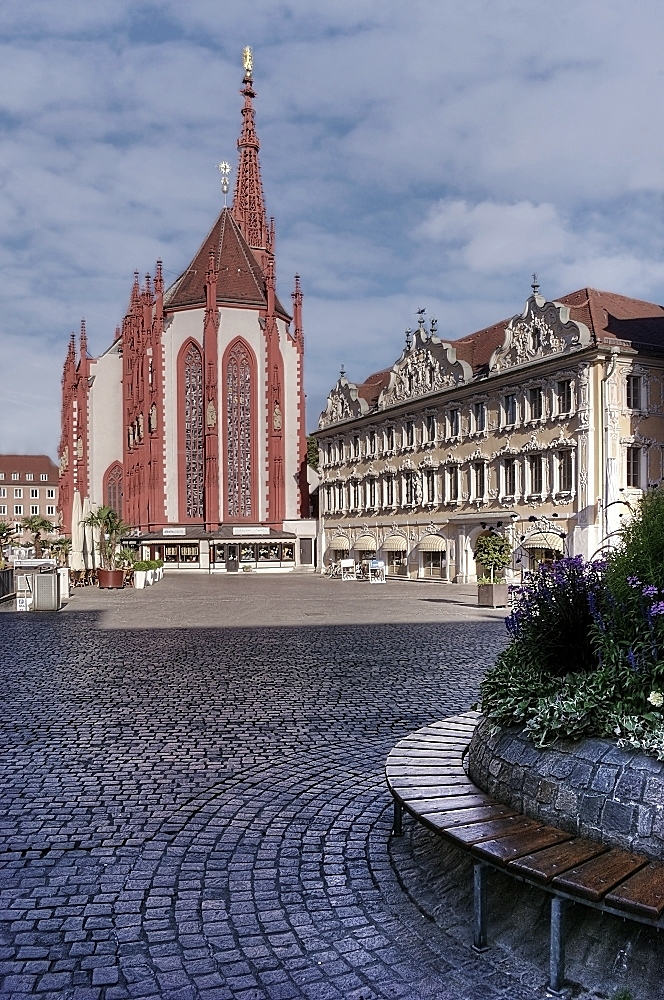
<box><xmin>467</xmin><ymin>716</ymin><xmax>664</xmax><ymax>860</ymax></box>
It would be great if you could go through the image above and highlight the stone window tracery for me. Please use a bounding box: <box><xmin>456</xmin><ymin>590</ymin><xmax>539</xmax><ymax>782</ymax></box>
<box><xmin>183</xmin><ymin>342</ymin><xmax>204</xmax><ymax>519</ymax></box>
<box><xmin>226</xmin><ymin>341</ymin><xmax>254</xmax><ymax>519</ymax></box>
<box><xmin>106</xmin><ymin>464</ymin><xmax>124</xmax><ymax>519</ymax></box>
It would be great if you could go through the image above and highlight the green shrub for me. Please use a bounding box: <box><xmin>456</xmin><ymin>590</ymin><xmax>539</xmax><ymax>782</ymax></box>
<box><xmin>133</xmin><ymin>560</ymin><xmax>149</xmax><ymax>571</ymax></box>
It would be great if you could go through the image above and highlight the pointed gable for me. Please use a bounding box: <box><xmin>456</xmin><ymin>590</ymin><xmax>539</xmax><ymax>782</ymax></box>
<box><xmin>163</xmin><ymin>208</ymin><xmax>290</xmax><ymax>319</ymax></box>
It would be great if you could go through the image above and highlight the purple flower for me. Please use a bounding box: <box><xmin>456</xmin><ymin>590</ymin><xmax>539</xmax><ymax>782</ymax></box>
<box><xmin>643</xmin><ymin>585</ymin><xmax>659</xmax><ymax>598</ymax></box>
<box><xmin>650</xmin><ymin>601</ymin><xmax>664</xmax><ymax>616</ymax></box>
<box><xmin>627</xmin><ymin>576</ymin><xmax>641</xmax><ymax>588</ymax></box>
<box><xmin>627</xmin><ymin>648</ymin><xmax>638</xmax><ymax>671</ymax></box>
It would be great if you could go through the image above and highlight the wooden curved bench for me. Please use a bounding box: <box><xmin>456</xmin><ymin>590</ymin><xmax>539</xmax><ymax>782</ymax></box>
<box><xmin>386</xmin><ymin>712</ymin><xmax>664</xmax><ymax>999</ymax></box>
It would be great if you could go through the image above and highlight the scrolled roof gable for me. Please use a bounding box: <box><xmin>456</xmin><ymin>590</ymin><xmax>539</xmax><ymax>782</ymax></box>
<box><xmin>489</xmin><ymin>293</ymin><xmax>591</xmax><ymax>373</ymax></box>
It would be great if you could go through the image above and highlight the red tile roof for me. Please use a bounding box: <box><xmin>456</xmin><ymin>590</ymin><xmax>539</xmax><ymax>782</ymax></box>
<box><xmin>164</xmin><ymin>208</ymin><xmax>290</xmax><ymax>320</ymax></box>
<box><xmin>351</xmin><ymin>288</ymin><xmax>664</xmax><ymax>401</ymax></box>
<box><xmin>0</xmin><ymin>455</ymin><xmax>58</xmax><ymax>483</ymax></box>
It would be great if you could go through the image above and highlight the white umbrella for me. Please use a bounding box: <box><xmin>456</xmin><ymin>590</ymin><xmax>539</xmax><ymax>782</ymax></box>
<box><xmin>69</xmin><ymin>490</ymin><xmax>85</xmax><ymax>572</ymax></box>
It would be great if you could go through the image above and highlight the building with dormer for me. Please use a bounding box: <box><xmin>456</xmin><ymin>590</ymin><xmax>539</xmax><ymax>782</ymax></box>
<box><xmin>313</xmin><ymin>284</ymin><xmax>664</xmax><ymax>581</ymax></box>
<box><xmin>58</xmin><ymin>54</ymin><xmax>316</xmax><ymax>573</ymax></box>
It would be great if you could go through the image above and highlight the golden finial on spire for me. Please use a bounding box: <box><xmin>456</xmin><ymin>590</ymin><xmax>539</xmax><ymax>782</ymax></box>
<box><xmin>243</xmin><ymin>46</ymin><xmax>253</xmax><ymax>79</ymax></box>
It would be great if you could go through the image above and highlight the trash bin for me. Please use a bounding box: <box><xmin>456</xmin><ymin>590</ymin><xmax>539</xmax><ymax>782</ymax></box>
<box><xmin>33</xmin><ymin>571</ymin><xmax>61</xmax><ymax>611</ymax></box>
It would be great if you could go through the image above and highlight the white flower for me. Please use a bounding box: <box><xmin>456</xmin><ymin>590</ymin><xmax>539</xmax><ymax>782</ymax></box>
<box><xmin>614</xmin><ymin>725</ymin><xmax>621</xmax><ymax>736</ymax></box>
<box><xmin>648</xmin><ymin>691</ymin><xmax>664</xmax><ymax>708</ymax></box>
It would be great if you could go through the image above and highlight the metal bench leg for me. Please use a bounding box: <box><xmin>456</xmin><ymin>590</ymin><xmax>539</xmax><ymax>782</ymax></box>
<box><xmin>392</xmin><ymin>798</ymin><xmax>403</xmax><ymax>836</ymax></box>
<box><xmin>472</xmin><ymin>862</ymin><xmax>490</xmax><ymax>952</ymax></box>
<box><xmin>547</xmin><ymin>896</ymin><xmax>572</xmax><ymax>998</ymax></box>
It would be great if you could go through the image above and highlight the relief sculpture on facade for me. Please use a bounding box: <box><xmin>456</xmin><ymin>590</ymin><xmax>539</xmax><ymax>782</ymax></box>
<box><xmin>379</xmin><ymin>324</ymin><xmax>472</xmax><ymax>409</ymax></box>
<box><xmin>490</xmin><ymin>292</ymin><xmax>591</xmax><ymax>373</ymax></box>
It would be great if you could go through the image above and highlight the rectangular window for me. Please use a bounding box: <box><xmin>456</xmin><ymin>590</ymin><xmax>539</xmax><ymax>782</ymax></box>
<box><xmin>473</xmin><ymin>401</ymin><xmax>486</xmax><ymax>432</ymax></box>
<box><xmin>0</xmin><ymin>506</ymin><xmax>6</xmax><ymax>515</ymax></box>
<box><xmin>504</xmin><ymin>394</ymin><xmax>517</xmax><ymax>425</ymax></box>
<box><xmin>504</xmin><ymin>458</ymin><xmax>516</xmax><ymax>496</ymax></box>
<box><xmin>352</xmin><ymin>481</ymin><xmax>361</xmax><ymax>508</ymax></box>
<box><xmin>405</xmin><ymin>420</ymin><xmax>414</xmax><ymax>447</ymax></box>
<box><xmin>0</xmin><ymin>473</ymin><xmax>4</xmax><ymax>479</ymax></box>
<box><xmin>369</xmin><ymin>479</ymin><xmax>376</xmax><ymax>507</ymax></box>
<box><xmin>47</xmin><ymin>506</ymin><xmax>55</xmax><ymax>516</ymax></box>
<box><xmin>626</xmin><ymin>447</ymin><xmax>641</xmax><ymax>488</ymax></box>
<box><xmin>558</xmin><ymin>451</ymin><xmax>573</xmax><ymax>492</ymax></box>
<box><xmin>14</xmin><ymin>488</ymin><xmax>22</xmax><ymax>498</ymax></box>
<box><xmin>47</xmin><ymin>489</ymin><xmax>55</xmax><ymax>499</ymax></box>
<box><xmin>404</xmin><ymin>473</ymin><xmax>414</xmax><ymax>506</ymax></box>
<box><xmin>12</xmin><ymin>473</ymin><xmax>19</xmax><ymax>481</ymax></box>
<box><xmin>474</xmin><ymin>462</ymin><xmax>485</xmax><ymax>499</ymax></box>
<box><xmin>557</xmin><ymin>380</ymin><xmax>572</xmax><ymax>414</ymax></box>
<box><xmin>353</xmin><ymin>436</ymin><xmax>360</xmax><ymax>458</ymax></box>
<box><xmin>0</xmin><ymin>488</ymin><xmax>5</xmax><ymax>498</ymax></box>
<box><xmin>30</xmin><ymin>488</ymin><xmax>38</xmax><ymax>499</ymax></box>
<box><xmin>529</xmin><ymin>455</ymin><xmax>543</xmax><ymax>495</ymax></box>
<box><xmin>26</xmin><ymin>473</ymin><xmax>33</xmax><ymax>481</ymax></box>
<box><xmin>425</xmin><ymin>414</ymin><xmax>436</xmax><ymax>442</ymax></box>
<box><xmin>369</xmin><ymin>431</ymin><xmax>376</xmax><ymax>456</ymax></box>
<box><xmin>336</xmin><ymin>483</ymin><xmax>344</xmax><ymax>509</ymax></box>
<box><xmin>386</xmin><ymin>477</ymin><xmax>394</xmax><ymax>506</ymax></box>
<box><xmin>40</xmin><ymin>473</ymin><xmax>48</xmax><ymax>481</ymax></box>
<box><xmin>529</xmin><ymin>386</ymin><xmax>543</xmax><ymax>420</ymax></box>
<box><xmin>448</xmin><ymin>467</ymin><xmax>459</xmax><ymax>501</ymax></box>
<box><xmin>448</xmin><ymin>409</ymin><xmax>460</xmax><ymax>437</ymax></box>
<box><xmin>386</xmin><ymin>427</ymin><xmax>394</xmax><ymax>451</ymax></box>
<box><xmin>14</xmin><ymin>505</ymin><xmax>23</xmax><ymax>516</ymax></box>
<box><xmin>425</xmin><ymin>469</ymin><xmax>435</xmax><ymax>503</ymax></box>
<box><xmin>627</xmin><ymin>375</ymin><xmax>642</xmax><ymax>410</ymax></box>
<box><xmin>30</xmin><ymin>505</ymin><xmax>39</xmax><ymax>515</ymax></box>
<box><xmin>325</xmin><ymin>486</ymin><xmax>332</xmax><ymax>512</ymax></box>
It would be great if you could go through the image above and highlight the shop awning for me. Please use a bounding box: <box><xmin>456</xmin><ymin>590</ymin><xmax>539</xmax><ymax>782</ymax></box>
<box><xmin>329</xmin><ymin>535</ymin><xmax>350</xmax><ymax>551</ymax></box>
<box><xmin>381</xmin><ymin>534</ymin><xmax>408</xmax><ymax>552</ymax></box>
<box><xmin>353</xmin><ymin>534</ymin><xmax>377</xmax><ymax>552</ymax></box>
<box><xmin>418</xmin><ymin>534</ymin><xmax>446</xmax><ymax>552</ymax></box>
<box><xmin>521</xmin><ymin>531</ymin><xmax>564</xmax><ymax>552</ymax></box>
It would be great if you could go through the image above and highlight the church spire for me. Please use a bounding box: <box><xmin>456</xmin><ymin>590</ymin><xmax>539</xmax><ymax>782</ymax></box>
<box><xmin>232</xmin><ymin>46</ymin><xmax>271</xmax><ymax>264</ymax></box>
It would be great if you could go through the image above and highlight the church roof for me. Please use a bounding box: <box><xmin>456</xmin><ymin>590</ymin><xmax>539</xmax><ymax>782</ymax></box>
<box><xmin>351</xmin><ymin>287</ymin><xmax>664</xmax><ymax>396</ymax></box>
<box><xmin>163</xmin><ymin>208</ymin><xmax>290</xmax><ymax>320</ymax></box>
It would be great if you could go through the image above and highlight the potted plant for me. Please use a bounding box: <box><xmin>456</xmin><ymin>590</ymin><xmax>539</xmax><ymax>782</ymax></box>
<box><xmin>133</xmin><ymin>560</ymin><xmax>149</xmax><ymax>589</ymax></box>
<box><xmin>474</xmin><ymin>533</ymin><xmax>512</xmax><ymax>607</ymax></box>
<box><xmin>82</xmin><ymin>505</ymin><xmax>132</xmax><ymax>588</ymax></box>
<box><xmin>21</xmin><ymin>515</ymin><xmax>55</xmax><ymax>559</ymax></box>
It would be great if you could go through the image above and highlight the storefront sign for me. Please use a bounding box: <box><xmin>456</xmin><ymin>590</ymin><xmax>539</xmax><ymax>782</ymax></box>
<box><xmin>163</xmin><ymin>527</ymin><xmax>186</xmax><ymax>537</ymax></box>
<box><xmin>232</xmin><ymin>526</ymin><xmax>270</xmax><ymax>535</ymax></box>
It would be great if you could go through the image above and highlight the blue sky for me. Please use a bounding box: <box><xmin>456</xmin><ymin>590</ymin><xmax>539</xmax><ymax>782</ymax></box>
<box><xmin>2</xmin><ymin>0</ymin><xmax>664</xmax><ymax>456</ymax></box>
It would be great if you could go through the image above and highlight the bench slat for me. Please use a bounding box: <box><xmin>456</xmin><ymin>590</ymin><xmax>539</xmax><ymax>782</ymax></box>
<box><xmin>400</xmin><ymin>793</ymin><xmax>491</xmax><ymax>811</ymax></box>
<box><xmin>472</xmin><ymin>825</ymin><xmax>572</xmax><ymax>866</ymax></box>
<box><xmin>388</xmin><ymin>749</ymin><xmax>469</xmax><ymax>761</ymax></box>
<box><xmin>389</xmin><ymin>781</ymin><xmax>485</xmax><ymax>800</ymax></box>
<box><xmin>444</xmin><ymin>814</ymin><xmax>540</xmax><ymax>847</ymax></box>
<box><xmin>552</xmin><ymin>848</ymin><xmax>648</xmax><ymax>902</ymax></box>
<box><xmin>386</xmin><ymin>765</ymin><xmax>469</xmax><ymax>778</ymax></box>
<box><xmin>604</xmin><ymin>862</ymin><xmax>664</xmax><ymax>919</ymax></box>
<box><xmin>508</xmin><ymin>838</ymin><xmax>608</xmax><ymax>883</ymax></box>
<box><xmin>420</xmin><ymin>804</ymin><xmax>517</xmax><ymax>829</ymax></box>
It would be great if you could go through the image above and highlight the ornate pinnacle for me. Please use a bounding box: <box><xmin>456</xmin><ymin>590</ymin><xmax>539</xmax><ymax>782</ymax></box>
<box><xmin>531</xmin><ymin>272</ymin><xmax>540</xmax><ymax>295</ymax></box>
<box><xmin>243</xmin><ymin>46</ymin><xmax>253</xmax><ymax>81</ymax></box>
<box><xmin>217</xmin><ymin>160</ymin><xmax>231</xmax><ymax>205</ymax></box>
<box><xmin>405</xmin><ymin>328</ymin><xmax>412</xmax><ymax>348</ymax></box>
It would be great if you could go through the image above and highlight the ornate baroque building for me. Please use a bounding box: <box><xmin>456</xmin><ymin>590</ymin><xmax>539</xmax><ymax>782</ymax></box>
<box><xmin>313</xmin><ymin>283</ymin><xmax>664</xmax><ymax>581</ymax></box>
<box><xmin>58</xmin><ymin>52</ymin><xmax>316</xmax><ymax>572</ymax></box>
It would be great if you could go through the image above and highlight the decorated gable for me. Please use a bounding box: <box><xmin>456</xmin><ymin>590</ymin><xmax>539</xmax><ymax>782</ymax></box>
<box><xmin>378</xmin><ymin>324</ymin><xmax>472</xmax><ymax>409</ymax></box>
<box><xmin>319</xmin><ymin>374</ymin><xmax>369</xmax><ymax>428</ymax></box>
<box><xmin>489</xmin><ymin>292</ymin><xmax>591</xmax><ymax>372</ymax></box>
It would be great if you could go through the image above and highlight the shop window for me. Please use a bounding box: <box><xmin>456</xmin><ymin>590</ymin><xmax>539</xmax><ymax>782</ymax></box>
<box><xmin>164</xmin><ymin>546</ymin><xmax>179</xmax><ymax>563</ymax></box>
<box><xmin>240</xmin><ymin>544</ymin><xmax>256</xmax><ymax>562</ymax></box>
<box><xmin>281</xmin><ymin>542</ymin><xmax>295</xmax><ymax>562</ymax></box>
<box><xmin>179</xmin><ymin>545</ymin><xmax>199</xmax><ymax>564</ymax></box>
<box><xmin>258</xmin><ymin>543</ymin><xmax>281</xmax><ymax>561</ymax></box>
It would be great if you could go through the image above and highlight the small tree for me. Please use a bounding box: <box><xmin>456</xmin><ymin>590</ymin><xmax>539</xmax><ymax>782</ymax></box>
<box><xmin>0</xmin><ymin>521</ymin><xmax>15</xmax><ymax>568</ymax></box>
<box><xmin>50</xmin><ymin>537</ymin><xmax>72</xmax><ymax>567</ymax></box>
<box><xmin>474</xmin><ymin>533</ymin><xmax>512</xmax><ymax>583</ymax></box>
<box><xmin>21</xmin><ymin>515</ymin><xmax>55</xmax><ymax>559</ymax></box>
<box><xmin>307</xmin><ymin>435</ymin><xmax>319</xmax><ymax>470</ymax></box>
<box><xmin>82</xmin><ymin>506</ymin><xmax>132</xmax><ymax>570</ymax></box>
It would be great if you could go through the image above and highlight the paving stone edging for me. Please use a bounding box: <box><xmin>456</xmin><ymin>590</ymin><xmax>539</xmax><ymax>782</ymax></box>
<box><xmin>467</xmin><ymin>716</ymin><xmax>664</xmax><ymax>859</ymax></box>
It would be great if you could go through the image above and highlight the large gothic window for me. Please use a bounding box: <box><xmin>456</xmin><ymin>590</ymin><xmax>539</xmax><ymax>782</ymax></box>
<box><xmin>105</xmin><ymin>464</ymin><xmax>124</xmax><ymax>518</ymax></box>
<box><xmin>183</xmin><ymin>342</ymin><xmax>204</xmax><ymax>519</ymax></box>
<box><xmin>226</xmin><ymin>340</ymin><xmax>254</xmax><ymax>518</ymax></box>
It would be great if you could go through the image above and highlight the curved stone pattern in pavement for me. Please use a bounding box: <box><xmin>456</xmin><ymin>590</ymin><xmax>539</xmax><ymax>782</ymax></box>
<box><xmin>0</xmin><ymin>579</ymin><xmax>551</xmax><ymax>1000</ymax></box>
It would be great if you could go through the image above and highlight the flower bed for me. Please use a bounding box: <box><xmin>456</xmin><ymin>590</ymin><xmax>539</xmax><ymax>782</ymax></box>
<box><xmin>479</xmin><ymin>490</ymin><xmax>664</xmax><ymax>757</ymax></box>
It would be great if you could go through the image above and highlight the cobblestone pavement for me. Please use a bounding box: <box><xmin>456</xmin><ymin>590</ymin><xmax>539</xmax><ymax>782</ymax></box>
<box><xmin>0</xmin><ymin>574</ymin><xmax>556</xmax><ymax>1000</ymax></box>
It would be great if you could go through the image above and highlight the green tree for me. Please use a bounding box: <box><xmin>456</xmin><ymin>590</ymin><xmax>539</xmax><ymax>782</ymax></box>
<box><xmin>0</xmin><ymin>521</ymin><xmax>15</xmax><ymax>568</ymax></box>
<box><xmin>82</xmin><ymin>506</ymin><xmax>132</xmax><ymax>570</ymax></box>
<box><xmin>21</xmin><ymin>515</ymin><xmax>55</xmax><ymax>559</ymax></box>
<box><xmin>49</xmin><ymin>537</ymin><xmax>72</xmax><ymax>567</ymax></box>
<box><xmin>474</xmin><ymin>533</ymin><xmax>512</xmax><ymax>583</ymax></box>
<box><xmin>307</xmin><ymin>435</ymin><xmax>319</xmax><ymax>470</ymax></box>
